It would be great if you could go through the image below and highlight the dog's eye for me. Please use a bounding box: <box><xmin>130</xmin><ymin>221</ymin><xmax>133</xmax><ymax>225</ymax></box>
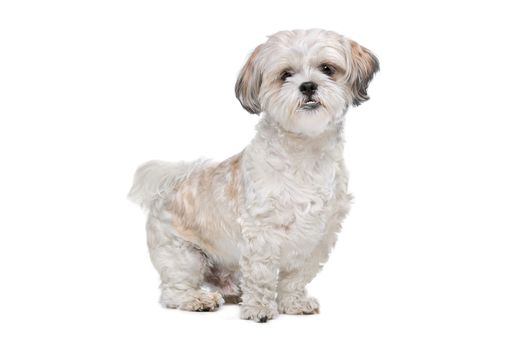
<box><xmin>280</xmin><ymin>71</ymin><xmax>293</xmax><ymax>81</ymax></box>
<box><xmin>320</xmin><ymin>64</ymin><xmax>335</xmax><ymax>76</ymax></box>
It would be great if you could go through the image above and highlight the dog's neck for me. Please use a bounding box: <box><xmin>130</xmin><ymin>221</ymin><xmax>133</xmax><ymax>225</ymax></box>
<box><xmin>253</xmin><ymin>115</ymin><xmax>345</xmax><ymax>158</ymax></box>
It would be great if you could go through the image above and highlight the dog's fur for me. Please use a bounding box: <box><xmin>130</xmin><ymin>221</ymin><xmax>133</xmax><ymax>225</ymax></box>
<box><xmin>129</xmin><ymin>29</ymin><xmax>379</xmax><ymax>322</ymax></box>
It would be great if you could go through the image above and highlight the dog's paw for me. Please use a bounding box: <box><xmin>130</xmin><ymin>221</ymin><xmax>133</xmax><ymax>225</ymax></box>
<box><xmin>240</xmin><ymin>303</ymin><xmax>278</xmax><ymax>323</ymax></box>
<box><xmin>181</xmin><ymin>291</ymin><xmax>224</xmax><ymax>311</ymax></box>
<box><xmin>277</xmin><ymin>295</ymin><xmax>320</xmax><ymax>315</ymax></box>
<box><xmin>161</xmin><ymin>290</ymin><xmax>224</xmax><ymax>312</ymax></box>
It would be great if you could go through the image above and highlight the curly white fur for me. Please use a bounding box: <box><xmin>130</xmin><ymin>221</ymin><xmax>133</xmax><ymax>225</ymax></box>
<box><xmin>129</xmin><ymin>29</ymin><xmax>379</xmax><ymax>322</ymax></box>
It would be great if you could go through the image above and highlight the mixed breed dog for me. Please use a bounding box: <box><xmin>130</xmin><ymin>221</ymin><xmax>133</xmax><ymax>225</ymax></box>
<box><xmin>129</xmin><ymin>29</ymin><xmax>379</xmax><ymax>322</ymax></box>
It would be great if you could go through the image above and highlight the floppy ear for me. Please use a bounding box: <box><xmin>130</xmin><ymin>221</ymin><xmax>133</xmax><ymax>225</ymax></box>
<box><xmin>235</xmin><ymin>45</ymin><xmax>263</xmax><ymax>114</ymax></box>
<box><xmin>347</xmin><ymin>40</ymin><xmax>379</xmax><ymax>106</ymax></box>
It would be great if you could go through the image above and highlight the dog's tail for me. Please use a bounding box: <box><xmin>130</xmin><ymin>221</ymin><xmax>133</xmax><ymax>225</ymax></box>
<box><xmin>128</xmin><ymin>160</ymin><xmax>202</xmax><ymax>210</ymax></box>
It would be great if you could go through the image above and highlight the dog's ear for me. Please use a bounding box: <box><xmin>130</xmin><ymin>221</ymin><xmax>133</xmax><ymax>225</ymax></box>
<box><xmin>235</xmin><ymin>45</ymin><xmax>263</xmax><ymax>114</ymax></box>
<box><xmin>346</xmin><ymin>40</ymin><xmax>379</xmax><ymax>106</ymax></box>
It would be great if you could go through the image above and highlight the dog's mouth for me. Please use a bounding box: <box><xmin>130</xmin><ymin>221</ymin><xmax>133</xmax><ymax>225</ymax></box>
<box><xmin>299</xmin><ymin>98</ymin><xmax>321</xmax><ymax>111</ymax></box>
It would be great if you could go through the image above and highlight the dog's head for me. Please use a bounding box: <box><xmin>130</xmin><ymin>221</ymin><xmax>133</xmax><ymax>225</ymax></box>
<box><xmin>235</xmin><ymin>29</ymin><xmax>379</xmax><ymax>136</ymax></box>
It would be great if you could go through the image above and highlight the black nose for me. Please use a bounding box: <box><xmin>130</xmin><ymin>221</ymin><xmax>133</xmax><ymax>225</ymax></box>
<box><xmin>299</xmin><ymin>81</ymin><xmax>318</xmax><ymax>97</ymax></box>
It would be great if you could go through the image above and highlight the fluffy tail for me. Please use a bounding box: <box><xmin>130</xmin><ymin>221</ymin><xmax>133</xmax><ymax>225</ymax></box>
<box><xmin>128</xmin><ymin>160</ymin><xmax>197</xmax><ymax>210</ymax></box>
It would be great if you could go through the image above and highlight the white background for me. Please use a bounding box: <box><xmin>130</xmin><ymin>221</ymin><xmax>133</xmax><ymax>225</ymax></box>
<box><xmin>1</xmin><ymin>0</ymin><xmax>524</xmax><ymax>349</ymax></box>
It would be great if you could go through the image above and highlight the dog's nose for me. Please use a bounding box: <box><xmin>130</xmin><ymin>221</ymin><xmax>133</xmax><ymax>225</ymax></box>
<box><xmin>299</xmin><ymin>81</ymin><xmax>318</xmax><ymax>97</ymax></box>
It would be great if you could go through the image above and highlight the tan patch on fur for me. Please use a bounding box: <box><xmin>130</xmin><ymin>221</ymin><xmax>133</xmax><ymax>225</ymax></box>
<box><xmin>350</xmin><ymin>41</ymin><xmax>364</xmax><ymax>59</ymax></box>
<box><xmin>350</xmin><ymin>41</ymin><xmax>375</xmax><ymax>74</ymax></box>
<box><xmin>168</xmin><ymin>171</ymin><xmax>210</xmax><ymax>251</ymax></box>
<box><xmin>168</xmin><ymin>153</ymin><xmax>244</xmax><ymax>257</ymax></box>
<box><xmin>227</xmin><ymin>155</ymin><xmax>241</xmax><ymax>201</ymax></box>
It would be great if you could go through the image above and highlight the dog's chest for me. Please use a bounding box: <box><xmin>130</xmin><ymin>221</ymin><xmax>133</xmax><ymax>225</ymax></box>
<box><xmin>247</xmin><ymin>151</ymin><xmax>338</xmax><ymax>238</ymax></box>
<box><xmin>277</xmin><ymin>162</ymin><xmax>337</xmax><ymax>251</ymax></box>
<box><xmin>278</xmin><ymin>163</ymin><xmax>335</xmax><ymax>219</ymax></box>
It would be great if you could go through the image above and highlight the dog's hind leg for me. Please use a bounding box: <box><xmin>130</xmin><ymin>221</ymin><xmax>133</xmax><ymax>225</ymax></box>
<box><xmin>146</xmin><ymin>214</ymin><xmax>224</xmax><ymax>311</ymax></box>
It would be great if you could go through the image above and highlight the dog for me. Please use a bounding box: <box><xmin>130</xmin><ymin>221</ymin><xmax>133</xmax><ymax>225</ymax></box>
<box><xmin>129</xmin><ymin>29</ymin><xmax>379</xmax><ymax>322</ymax></box>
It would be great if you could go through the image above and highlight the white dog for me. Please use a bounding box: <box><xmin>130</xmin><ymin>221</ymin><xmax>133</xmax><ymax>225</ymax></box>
<box><xmin>129</xmin><ymin>29</ymin><xmax>379</xmax><ymax>322</ymax></box>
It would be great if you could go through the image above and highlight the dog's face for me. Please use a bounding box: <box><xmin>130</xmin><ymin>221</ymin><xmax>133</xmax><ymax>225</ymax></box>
<box><xmin>236</xmin><ymin>29</ymin><xmax>379</xmax><ymax>136</ymax></box>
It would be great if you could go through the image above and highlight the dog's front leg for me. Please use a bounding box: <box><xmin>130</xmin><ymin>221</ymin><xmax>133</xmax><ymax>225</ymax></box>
<box><xmin>239</xmin><ymin>221</ymin><xmax>280</xmax><ymax>322</ymax></box>
<box><xmin>277</xmin><ymin>227</ymin><xmax>340</xmax><ymax>315</ymax></box>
